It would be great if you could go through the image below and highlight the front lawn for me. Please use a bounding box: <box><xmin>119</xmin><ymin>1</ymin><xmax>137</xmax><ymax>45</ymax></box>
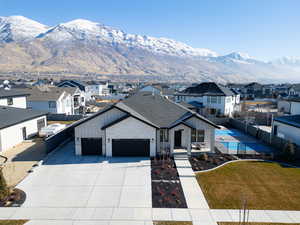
<box><xmin>197</xmin><ymin>161</ymin><xmax>300</xmax><ymax>210</ymax></box>
<box><xmin>153</xmin><ymin>222</ymin><xmax>192</xmax><ymax>225</ymax></box>
<box><xmin>219</xmin><ymin>223</ymin><xmax>300</xmax><ymax>225</ymax></box>
<box><xmin>0</xmin><ymin>220</ymin><xmax>28</xmax><ymax>225</ymax></box>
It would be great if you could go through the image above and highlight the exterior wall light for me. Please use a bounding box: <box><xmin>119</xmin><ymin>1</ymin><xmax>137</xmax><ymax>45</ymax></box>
<box><xmin>107</xmin><ymin>138</ymin><xmax>110</xmax><ymax>143</ymax></box>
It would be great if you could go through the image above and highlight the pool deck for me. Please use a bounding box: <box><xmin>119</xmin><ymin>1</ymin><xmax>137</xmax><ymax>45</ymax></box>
<box><xmin>215</xmin><ymin>127</ymin><xmax>274</xmax><ymax>155</ymax></box>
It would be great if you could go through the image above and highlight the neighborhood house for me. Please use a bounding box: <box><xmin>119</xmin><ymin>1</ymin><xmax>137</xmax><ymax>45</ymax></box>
<box><xmin>0</xmin><ymin>106</ymin><xmax>47</xmax><ymax>152</ymax></box>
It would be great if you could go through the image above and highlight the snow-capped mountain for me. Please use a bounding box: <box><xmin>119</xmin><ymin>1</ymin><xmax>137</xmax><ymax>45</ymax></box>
<box><xmin>37</xmin><ymin>18</ymin><xmax>218</xmax><ymax>57</ymax></box>
<box><xmin>271</xmin><ymin>56</ymin><xmax>300</xmax><ymax>66</ymax></box>
<box><xmin>0</xmin><ymin>16</ymin><xmax>48</xmax><ymax>42</ymax></box>
<box><xmin>0</xmin><ymin>15</ymin><xmax>299</xmax><ymax>83</ymax></box>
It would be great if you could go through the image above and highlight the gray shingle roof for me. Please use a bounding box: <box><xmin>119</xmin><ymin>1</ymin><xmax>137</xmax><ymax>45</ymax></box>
<box><xmin>17</xmin><ymin>87</ymin><xmax>65</xmax><ymax>101</ymax></box>
<box><xmin>179</xmin><ymin>82</ymin><xmax>235</xmax><ymax>96</ymax></box>
<box><xmin>117</xmin><ymin>92</ymin><xmax>218</xmax><ymax>128</ymax></box>
<box><xmin>0</xmin><ymin>89</ymin><xmax>29</xmax><ymax>99</ymax></box>
<box><xmin>0</xmin><ymin>106</ymin><xmax>47</xmax><ymax>129</ymax></box>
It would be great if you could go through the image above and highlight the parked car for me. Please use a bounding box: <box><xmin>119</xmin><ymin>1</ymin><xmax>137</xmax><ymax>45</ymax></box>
<box><xmin>39</xmin><ymin>123</ymin><xmax>66</xmax><ymax>137</ymax></box>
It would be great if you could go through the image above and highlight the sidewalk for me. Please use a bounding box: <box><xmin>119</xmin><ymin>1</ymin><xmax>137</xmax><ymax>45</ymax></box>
<box><xmin>174</xmin><ymin>152</ymin><xmax>210</xmax><ymax>209</ymax></box>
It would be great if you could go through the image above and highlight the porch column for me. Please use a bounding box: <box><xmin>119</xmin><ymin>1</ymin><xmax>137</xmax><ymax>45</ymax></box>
<box><xmin>210</xmin><ymin>128</ymin><xmax>215</xmax><ymax>153</ymax></box>
<box><xmin>187</xmin><ymin>128</ymin><xmax>191</xmax><ymax>155</ymax></box>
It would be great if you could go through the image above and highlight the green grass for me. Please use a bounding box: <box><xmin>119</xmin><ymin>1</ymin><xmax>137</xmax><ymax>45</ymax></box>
<box><xmin>0</xmin><ymin>220</ymin><xmax>28</xmax><ymax>225</ymax></box>
<box><xmin>47</xmin><ymin>120</ymin><xmax>76</xmax><ymax>125</ymax></box>
<box><xmin>219</xmin><ymin>223</ymin><xmax>300</xmax><ymax>225</ymax></box>
<box><xmin>196</xmin><ymin>161</ymin><xmax>300</xmax><ymax>210</ymax></box>
<box><xmin>153</xmin><ymin>222</ymin><xmax>192</xmax><ymax>225</ymax></box>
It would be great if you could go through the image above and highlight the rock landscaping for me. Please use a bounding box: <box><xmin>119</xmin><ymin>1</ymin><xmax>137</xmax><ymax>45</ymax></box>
<box><xmin>0</xmin><ymin>188</ymin><xmax>26</xmax><ymax>207</ymax></box>
<box><xmin>189</xmin><ymin>152</ymin><xmax>236</xmax><ymax>172</ymax></box>
<box><xmin>151</xmin><ymin>156</ymin><xmax>187</xmax><ymax>208</ymax></box>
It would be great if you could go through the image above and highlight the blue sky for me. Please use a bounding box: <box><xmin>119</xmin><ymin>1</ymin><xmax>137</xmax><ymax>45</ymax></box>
<box><xmin>1</xmin><ymin>0</ymin><xmax>300</xmax><ymax>60</ymax></box>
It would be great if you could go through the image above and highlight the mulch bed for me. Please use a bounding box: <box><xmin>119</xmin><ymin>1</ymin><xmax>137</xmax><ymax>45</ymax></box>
<box><xmin>151</xmin><ymin>157</ymin><xmax>179</xmax><ymax>180</ymax></box>
<box><xmin>189</xmin><ymin>153</ymin><xmax>236</xmax><ymax>172</ymax></box>
<box><xmin>152</xmin><ymin>181</ymin><xmax>187</xmax><ymax>208</ymax></box>
<box><xmin>151</xmin><ymin>157</ymin><xmax>187</xmax><ymax>208</ymax></box>
<box><xmin>0</xmin><ymin>188</ymin><xmax>26</xmax><ymax>207</ymax></box>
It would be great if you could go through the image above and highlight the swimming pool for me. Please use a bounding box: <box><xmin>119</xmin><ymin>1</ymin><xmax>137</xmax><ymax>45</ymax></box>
<box><xmin>220</xmin><ymin>141</ymin><xmax>272</xmax><ymax>152</ymax></box>
<box><xmin>215</xmin><ymin>130</ymin><xmax>243</xmax><ymax>136</ymax></box>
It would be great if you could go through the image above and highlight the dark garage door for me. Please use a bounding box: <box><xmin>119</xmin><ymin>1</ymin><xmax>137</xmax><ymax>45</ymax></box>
<box><xmin>112</xmin><ymin>139</ymin><xmax>150</xmax><ymax>156</ymax></box>
<box><xmin>81</xmin><ymin>138</ymin><xmax>102</xmax><ymax>155</ymax></box>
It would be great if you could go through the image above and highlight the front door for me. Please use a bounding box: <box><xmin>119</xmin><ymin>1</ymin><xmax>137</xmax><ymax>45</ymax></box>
<box><xmin>174</xmin><ymin>130</ymin><xmax>182</xmax><ymax>147</ymax></box>
<box><xmin>22</xmin><ymin>127</ymin><xmax>27</xmax><ymax>140</ymax></box>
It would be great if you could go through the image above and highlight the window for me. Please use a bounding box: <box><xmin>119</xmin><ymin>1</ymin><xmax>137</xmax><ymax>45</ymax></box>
<box><xmin>160</xmin><ymin>129</ymin><xmax>169</xmax><ymax>142</ymax></box>
<box><xmin>191</xmin><ymin>129</ymin><xmax>205</xmax><ymax>142</ymax></box>
<box><xmin>273</xmin><ymin>125</ymin><xmax>278</xmax><ymax>136</ymax></box>
<box><xmin>7</xmin><ymin>98</ymin><xmax>13</xmax><ymax>105</ymax></box>
<box><xmin>207</xmin><ymin>96</ymin><xmax>218</xmax><ymax>104</ymax></box>
<box><xmin>37</xmin><ymin>118</ymin><xmax>45</xmax><ymax>131</ymax></box>
<box><xmin>48</xmin><ymin>101</ymin><xmax>56</xmax><ymax>108</ymax></box>
<box><xmin>81</xmin><ymin>97</ymin><xmax>84</xmax><ymax>102</ymax></box>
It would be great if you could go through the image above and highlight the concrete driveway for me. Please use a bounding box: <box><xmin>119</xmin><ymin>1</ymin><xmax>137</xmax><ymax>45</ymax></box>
<box><xmin>17</xmin><ymin>141</ymin><xmax>152</xmax><ymax>208</ymax></box>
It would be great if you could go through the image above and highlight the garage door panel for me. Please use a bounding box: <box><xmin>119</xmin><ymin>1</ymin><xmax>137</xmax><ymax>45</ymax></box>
<box><xmin>112</xmin><ymin>139</ymin><xmax>150</xmax><ymax>156</ymax></box>
<box><xmin>81</xmin><ymin>138</ymin><xmax>102</xmax><ymax>155</ymax></box>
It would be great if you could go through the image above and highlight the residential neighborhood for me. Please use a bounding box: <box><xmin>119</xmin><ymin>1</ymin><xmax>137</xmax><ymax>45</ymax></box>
<box><xmin>0</xmin><ymin>77</ymin><xmax>300</xmax><ymax>225</ymax></box>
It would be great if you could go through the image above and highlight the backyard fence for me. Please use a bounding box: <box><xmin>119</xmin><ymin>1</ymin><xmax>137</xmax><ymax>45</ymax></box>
<box><xmin>229</xmin><ymin>118</ymin><xmax>300</xmax><ymax>158</ymax></box>
<box><xmin>47</xmin><ymin>113</ymin><xmax>83</xmax><ymax>121</ymax></box>
<box><xmin>44</xmin><ymin>125</ymin><xmax>75</xmax><ymax>153</ymax></box>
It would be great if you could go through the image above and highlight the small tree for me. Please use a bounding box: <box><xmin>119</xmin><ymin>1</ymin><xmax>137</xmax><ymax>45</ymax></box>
<box><xmin>0</xmin><ymin>169</ymin><xmax>9</xmax><ymax>201</ymax></box>
<box><xmin>283</xmin><ymin>141</ymin><xmax>296</xmax><ymax>161</ymax></box>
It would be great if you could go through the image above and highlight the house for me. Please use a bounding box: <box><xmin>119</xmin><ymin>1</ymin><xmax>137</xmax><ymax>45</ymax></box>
<box><xmin>73</xmin><ymin>92</ymin><xmax>219</xmax><ymax>156</ymax></box>
<box><xmin>174</xmin><ymin>82</ymin><xmax>240</xmax><ymax>117</ymax></box>
<box><xmin>85</xmin><ymin>81</ymin><xmax>109</xmax><ymax>97</ymax></box>
<box><xmin>288</xmin><ymin>84</ymin><xmax>300</xmax><ymax>97</ymax></box>
<box><xmin>60</xmin><ymin>87</ymin><xmax>86</xmax><ymax>115</ymax></box>
<box><xmin>277</xmin><ymin>97</ymin><xmax>300</xmax><ymax>115</ymax></box>
<box><xmin>0</xmin><ymin>89</ymin><xmax>29</xmax><ymax>109</ymax></box>
<box><xmin>138</xmin><ymin>84</ymin><xmax>175</xmax><ymax>99</ymax></box>
<box><xmin>20</xmin><ymin>87</ymin><xmax>73</xmax><ymax>115</ymax></box>
<box><xmin>242</xmin><ymin>82</ymin><xmax>263</xmax><ymax>99</ymax></box>
<box><xmin>57</xmin><ymin>80</ymin><xmax>109</xmax><ymax>100</ymax></box>
<box><xmin>0</xmin><ymin>106</ymin><xmax>47</xmax><ymax>152</ymax></box>
<box><xmin>272</xmin><ymin>115</ymin><xmax>300</xmax><ymax>145</ymax></box>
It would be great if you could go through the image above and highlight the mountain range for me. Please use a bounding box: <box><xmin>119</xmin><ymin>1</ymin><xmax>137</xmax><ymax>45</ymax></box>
<box><xmin>0</xmin><ymin>15</ymin><xmax>300</xmax><ymax>83</ymax></box>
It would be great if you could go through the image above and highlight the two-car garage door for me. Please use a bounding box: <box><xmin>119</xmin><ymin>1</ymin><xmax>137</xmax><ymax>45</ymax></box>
<box><xmin>81</xmin><ymin>138</ymin><xmax>102</xmax><ymax>155</ymax></box>
<box><xmin>81</xmin><ymin>138</ymin><xmax>150</xmax><ymax>156</ymax></box>
<box><xmin>112</xmin><ymin>139</ymin><xmax>150</xmax><ymax>156</ymax></box>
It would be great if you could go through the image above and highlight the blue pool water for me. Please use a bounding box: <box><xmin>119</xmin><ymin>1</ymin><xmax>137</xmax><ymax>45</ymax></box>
<box><xmin>220</xmin><ymin>141</ymin><xmax>272</xmax><ymax>152</ymax></box>
<box><xmin>215</xmin><ymin>130</ymin><xmax>242</xmax><ymax>136</ymax></box>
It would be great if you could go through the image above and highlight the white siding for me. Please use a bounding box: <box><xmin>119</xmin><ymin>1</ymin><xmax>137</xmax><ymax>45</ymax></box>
<box><xmin>169</xmin><ymin>124</ymin><xmax>191</xmax><ymax>153</ymax></box>
<box><xmin>75</xmin><ymin>108</ymin><xmax>126</xmax><ymax>155</ymax></box>
<box><xmin>290</xmin><ymin>102</ymin><xmax>300</xmax><ymax>115</ymax></box>
<box><xmin>0</xmin><ymin>96</ymin><xmax>27</xmax><ymax>108</ymax></box>
<box><xmin>273</xmin><ymin>121</ymin><xmax>300</xmax><ymax>145</ymax></box>
<box><xmin>0</xmin><ymin>116</ymin><xmax>47</xmax><ymax>152</ymax></box>
<box><xmin>105</xmin><ymin>117</ymin><xmax>156</xmax><ymax>157</ymax></box>
<box><xmin>185</xmin><ymin>117</ymin><xmax>216</xmax><ymax>152</ymax></box>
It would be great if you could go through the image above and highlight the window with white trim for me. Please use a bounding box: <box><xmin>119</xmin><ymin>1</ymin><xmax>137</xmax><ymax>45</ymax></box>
<box><xmin>191</xmin><ymin>129</ymin><xmax>205</xmax><ymax>142</ymax></box>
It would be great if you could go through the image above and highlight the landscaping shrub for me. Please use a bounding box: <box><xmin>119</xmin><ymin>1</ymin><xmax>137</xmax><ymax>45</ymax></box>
<box><xmin>282</xmin><ymin>141</ymin><xmax>296</xmax><ymax>161</ymax></box>
<box><xmin>0</xmin><ymin>169</ymin><xmax>9</xmax><ymax>201</ymax></box>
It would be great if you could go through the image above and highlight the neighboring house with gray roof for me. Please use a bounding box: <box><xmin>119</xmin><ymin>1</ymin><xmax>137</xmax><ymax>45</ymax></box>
<box><xmin>0</xmin><ymin>106</ymin><xmax>47</xmax><ymax>152</ymax></box>
<box><xmin>19</xmin><ymin>87</ymin><xmax>73</xmax><ymax>115</ymax></box>
<box><xmin>174</xmin><ymin>82</ymin><xmax>240</xmax><ymax>117</ymax></box>
<box><xmin>137</xmin><ymin>84</ymin><xmax>175</xmax><ymax>99</ymax></box>
<box><xmin>73</xmin><ymin>92</ymin><xmax>219</xmax><ymax>156</ymax></box>
<box><xmin>272</xmin><ymin>115</ymin><xmax>300</xmax><ymax>146</ymax></box>
<box><xmin>0</xmin><ymin>89</ymin><xmax>29</xmax><ymax>109</ymax></box>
